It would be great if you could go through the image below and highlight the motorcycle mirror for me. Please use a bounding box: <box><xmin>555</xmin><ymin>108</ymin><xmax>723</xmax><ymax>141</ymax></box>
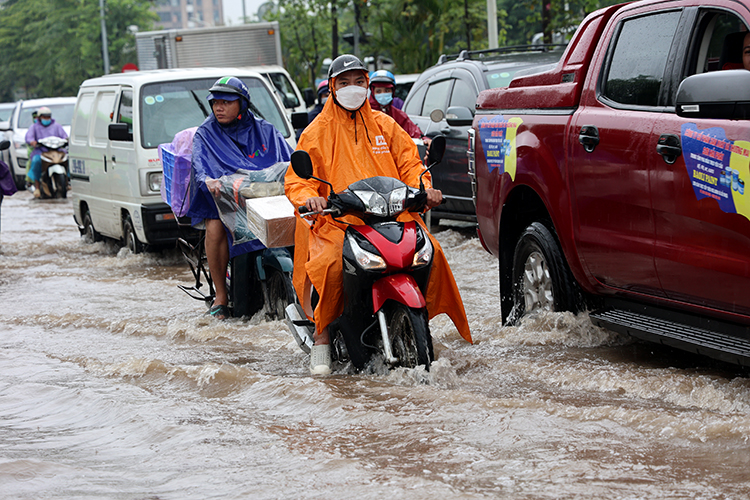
<box><xmin>0</xmin><ymin>139</ymin><xmax>9</xmax><ymax>151</ymax></box>
<box><xmin>426</xmin><ymin>135</ymin><xmax>446</xmax><ymax>165</ymax></box>
<box><xmin>291</xmin><ymin>150</ymin><xmax>314</xmax><ymax>179</ymax></box>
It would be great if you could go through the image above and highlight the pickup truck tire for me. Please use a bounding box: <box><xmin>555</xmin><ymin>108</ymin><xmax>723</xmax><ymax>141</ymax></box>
<box><xmin>510</xmin><ymin>222</ymin><xmax>577</xmax><ymax>324</ymax></box>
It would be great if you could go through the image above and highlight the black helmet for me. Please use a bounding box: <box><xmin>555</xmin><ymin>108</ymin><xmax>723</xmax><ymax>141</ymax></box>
<box><xmin>328</xmin><ymin>55</ymin><xmax>367</xmax><ymax>80</ymax></box>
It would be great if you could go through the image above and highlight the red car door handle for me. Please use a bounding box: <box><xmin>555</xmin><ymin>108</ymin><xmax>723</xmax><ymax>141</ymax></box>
<box><xmin>579</xmin><ymin>125</ymin><xmax>599</xmax><ymax>153</ymax></box>
<box><xmin>656</xmin><ymin>134</ymin><xmax>682</xmax><ymax>164</ymax></box>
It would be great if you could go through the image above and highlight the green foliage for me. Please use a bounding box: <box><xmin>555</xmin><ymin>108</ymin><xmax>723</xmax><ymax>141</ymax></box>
<box><xmin>269</xmin><ymin>0</ymin><xmax>621</xmax><ymax>90</ymax></box>
<box><xmin>0</xmin><ymin>0</ymin><xmax>156</xmax><ymax>101</ymax></box>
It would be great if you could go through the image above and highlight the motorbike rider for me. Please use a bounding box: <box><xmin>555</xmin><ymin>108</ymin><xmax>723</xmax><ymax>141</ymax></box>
<box><xmin>25</xmin><ymin>106</ymin><xmax>67</xmax><ymax>198</ymax></box>
<box><xmin>368</xmin><ymin>70</ymin><xmax>423</xmax><ymax>139</ymax></box>
<box><xmin>187</xmin><ymin>76</ymin><xmax>292</xmax><ymax>320</ymax></box>
<box><xmin>285</xmin><ymin>54</ymin><xmax>472</xmax><ymax>375</ymax></box>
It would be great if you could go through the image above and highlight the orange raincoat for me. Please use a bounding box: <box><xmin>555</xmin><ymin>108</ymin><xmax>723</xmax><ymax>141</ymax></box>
<box><xmin>285</xmin><ymin>94</ymin><xmax>472</xmax><ymax>344</ymax></box>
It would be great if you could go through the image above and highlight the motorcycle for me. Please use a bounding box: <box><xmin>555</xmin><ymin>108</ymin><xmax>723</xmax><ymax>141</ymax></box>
<box><xmin>285</xmin><ymin>136</ymin><xmax>447</xmax><ymax>371</ymax></box>
<box><xmin>37</xmin><ymin>136</ymin><xmax>69</xmax><ymax>199</ymax></box>
<box><xmin>177</xmin><ymin>177</ymin><xmax>297</xmax><ymax>321</ymax></box>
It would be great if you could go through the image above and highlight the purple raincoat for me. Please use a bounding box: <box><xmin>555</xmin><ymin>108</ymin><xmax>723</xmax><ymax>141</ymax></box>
<box><xmin>25</xmin><ymin>119</ymin><xmax>68</xmax><ymax>158</ymax></box>
<box><xmin>187</xmin><ymin>110</ymin><xmax>292</xmax><ymax>256</ymax></box>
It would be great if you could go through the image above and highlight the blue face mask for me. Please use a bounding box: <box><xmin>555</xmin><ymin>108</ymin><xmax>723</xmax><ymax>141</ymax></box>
<box><xmin>41</xmin><ymin>118</ymin><xmax>51</xmax><ymax>126</ymax></box>
<box><xmin>374</xmin><ymin>92</ymin><xmax>393</xmax><ymax>106</ymax></box>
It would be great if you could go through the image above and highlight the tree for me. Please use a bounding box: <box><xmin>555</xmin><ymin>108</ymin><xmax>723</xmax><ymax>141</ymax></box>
<box><xmin>0</xmin><ymin>0</ymin><xmax>156</xmax><ymax>100</ymax></box>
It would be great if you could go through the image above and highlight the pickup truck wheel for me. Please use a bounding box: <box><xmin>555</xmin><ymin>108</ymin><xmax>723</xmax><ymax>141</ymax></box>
<box><xmin>510</xmin><ymin>222</ymin><xmax>576</xmax><ymax>324</ymax></box>
<box><xmin>123</xmin><ymin>215</ymin><xmax>144</xmax><ymax>254</ymax></box>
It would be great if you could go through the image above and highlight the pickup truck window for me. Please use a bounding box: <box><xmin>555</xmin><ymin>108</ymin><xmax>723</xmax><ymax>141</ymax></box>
<box><xmin>603</xmin><ymin>11</ymin><xmax>680</xmax><ymax>107</ymax></box>
<box><xmin>692</xmin><ymin>11</ymin><xmax>748</xmax><ymax>73</ymax></box>
<box><xmin>450</xmin><ymin>78</ymin><xmax>476</xmax><ymax>110</ymax></box>
<box><xmin>422</xmin><ymin>79</ymin><xmax>452</xmax><ymax>115</ymax></box>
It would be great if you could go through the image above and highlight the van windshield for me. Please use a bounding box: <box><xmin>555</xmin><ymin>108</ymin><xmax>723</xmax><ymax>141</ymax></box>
<box><xmin>140</xmin><ymin>76</ymin><xmax>290</xmax><ymax>149</ymax></box>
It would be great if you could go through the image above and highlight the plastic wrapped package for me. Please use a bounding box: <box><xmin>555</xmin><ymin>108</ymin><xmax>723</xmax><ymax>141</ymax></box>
<box><xmin>158</xmin><ymin>127</ymin><xmax>197</xmax><ymax>217</ymax></box>
<box><xmin>210</xmin><ymin>162</ymin><xmax>291</xmax><ymax>247</ymax></box>
<box><xmin>245</xmin><ymin>195</ymin><xmax>296</xmax><ymax>248</ymax></box>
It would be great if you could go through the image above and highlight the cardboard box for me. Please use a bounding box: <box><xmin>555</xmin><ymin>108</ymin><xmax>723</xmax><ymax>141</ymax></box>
<box><xmin>245</xmin><ymin>195</ymin><xmax>296</xmax><ymax>248</ymax></box>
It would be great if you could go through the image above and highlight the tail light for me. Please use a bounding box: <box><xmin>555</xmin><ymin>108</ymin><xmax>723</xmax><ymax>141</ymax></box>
<box><xmin>467</xmin><ymin>128</ymin><xmax>477</xmax><ymax>210</ymax></box>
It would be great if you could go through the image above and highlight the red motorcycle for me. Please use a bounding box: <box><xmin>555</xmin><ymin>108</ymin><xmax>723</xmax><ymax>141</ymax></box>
<box><xmin>285</xmin><ymin>136</ymin><xmax>446</xmax><ymax>371</ymax></box>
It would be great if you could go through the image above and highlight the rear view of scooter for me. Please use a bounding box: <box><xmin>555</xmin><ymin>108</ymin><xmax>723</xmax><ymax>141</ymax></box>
<box><xmin>37</xmin><ymin>136</ymin><xmax>68</xmax><ymax>199</ymax></box>
<box><xmin>285</xmin><ymin>136</ymin><xmax>447</xmax><ymax>371</ymax></box>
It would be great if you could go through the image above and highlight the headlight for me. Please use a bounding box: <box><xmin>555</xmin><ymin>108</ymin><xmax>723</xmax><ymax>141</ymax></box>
<box><xmin>389</xmin><ymin>186</ymin><xmax>407</xmax><ymax>214</ymax></box>
<box><xmin>347</xmin><ymin>233</ymin><xmax>386</xmax><ymax>270</ymax></box>
<box><xmin>148</xmin><ymin>172</ymin><xmax>162</xmax><ymax>192</ymax></box>
<box><xmin>353</xmin><ymin>189</ymin><xmax>388</xmax><ymax>216</ymax></box>
<box><xmin>412</xmin><ymin>228</ymin><xmax>433</xmax><ymax>268</ymax></box>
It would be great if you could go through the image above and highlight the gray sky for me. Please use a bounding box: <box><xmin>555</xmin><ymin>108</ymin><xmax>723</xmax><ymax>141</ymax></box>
<box><xmin>224</xmin><ymin>0</ymin><xmax>268</xmax><ymax>25</ymax></box>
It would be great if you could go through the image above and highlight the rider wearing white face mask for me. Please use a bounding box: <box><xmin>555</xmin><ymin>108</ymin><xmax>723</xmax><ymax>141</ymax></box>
<box><xmin>285</xmin><ymin>54</ymin><xmax>471</xmax><ymax>375</ymax></box>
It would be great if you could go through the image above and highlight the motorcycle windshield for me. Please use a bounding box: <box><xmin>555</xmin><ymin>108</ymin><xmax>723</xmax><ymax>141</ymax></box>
<box><xmin>347</xmin><ymin>176</ymin><xmax>412</xmax><ymax>217</ymax></box>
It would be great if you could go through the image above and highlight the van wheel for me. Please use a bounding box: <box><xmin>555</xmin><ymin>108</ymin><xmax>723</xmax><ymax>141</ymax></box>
<box><xmin>123</xmin><ymin>215</ymin><xmax>144</xmax><ymax>254</ymax></box>
<box><xmin>82</xmin><ymin>210</ymin><xmax>101</xmax><ymax>243</ymax></box>
<box><xmin>509</xmin><ymin>222</ymin><xmax>579</xmax><ymax>324</ymax></box>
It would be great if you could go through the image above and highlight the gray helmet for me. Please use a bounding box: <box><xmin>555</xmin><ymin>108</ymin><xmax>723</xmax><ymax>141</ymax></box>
<box><xmin>328</xmin><ymin>55</ymin><xmax>367</xmax><ymax>80</ymax></box>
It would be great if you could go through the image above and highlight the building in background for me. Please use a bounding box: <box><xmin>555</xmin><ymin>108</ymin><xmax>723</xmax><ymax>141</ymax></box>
<box><xmin>153</xmin><ymin>0</ymin><xmax>224</xmax><ymax>29</ymax></box>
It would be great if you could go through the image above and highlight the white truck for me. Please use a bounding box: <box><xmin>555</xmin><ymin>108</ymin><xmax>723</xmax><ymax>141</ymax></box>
<box><xmin>135</xmin><ymin>22</ymin><xmax>312</xmax><ymax>116</ymax></box>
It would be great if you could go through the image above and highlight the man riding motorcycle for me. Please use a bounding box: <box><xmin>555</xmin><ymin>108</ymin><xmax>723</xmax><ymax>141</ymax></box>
<box><xmin>285</xmin><ymin>54</ymin><xmax>472</xmax><ymax>375</ymax></box>
<box><xmin>25</xmin><ymin>106</ymin><xmax>67</xmax><ymax>198</ymax></box>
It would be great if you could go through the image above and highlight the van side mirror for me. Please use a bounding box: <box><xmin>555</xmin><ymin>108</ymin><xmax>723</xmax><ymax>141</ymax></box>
<box><xmin>446</xmin><ymin>106</ymin><xmax>474</xmax><ymax>127</ymax></box>
<box><xmin>109</xmin><ymin>123</ymin><xmax>133</xmax><ymax>142</ymax></box>
<box><xmin>0</xmin><ymin>139</ymin><xmax>10</xmax><ymax>151</ymax></box>
<box><xmin>676</xmin><ymin>70</ymin><xmax>750</xmax><ymax>120</ymax></box>
<box><xmin>291</xmin><ymin>112</ymin><xmax>309</xmax><ymax>130</ymax></box>
<box><xmin>291</xmin><ymin>150</ymin><xmax>314</xmax><ymax>179</ymax></box>
<box><xmin>303</xmin><ymin>87</ymin><xmax>315</xmax><ymax>107</ymax></box>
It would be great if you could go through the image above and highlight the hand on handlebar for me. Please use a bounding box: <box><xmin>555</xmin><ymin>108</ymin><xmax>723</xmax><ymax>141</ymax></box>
<box><xmin>425</xmin><ymin>188</ymin><xmax>443</xmax><ymax>209</ymax></box>
<box><xmin>304</xmin><ymin>196</ymin><xmax>328</xmax><ymax>213</ymax></box>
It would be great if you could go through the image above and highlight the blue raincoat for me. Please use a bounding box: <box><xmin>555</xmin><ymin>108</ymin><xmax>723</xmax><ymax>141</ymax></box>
<box><xmin>187</xmin><ymin>111</ymin><xmax>292</xmax><ymax>257</ymax></box>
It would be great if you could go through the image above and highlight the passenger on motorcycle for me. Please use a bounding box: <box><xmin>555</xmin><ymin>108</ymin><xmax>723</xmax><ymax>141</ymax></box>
<box><xmin>368</xmin><ymin>70</ymin><xmax>424</xmax><ymax>140</ymax></box>
<box><xmin>285</xmin><ymin>54</ymin><xmax>472</xmax><ymax>375</ymax></box>
<box><xmin>187</xmin><ymin>76</ymin><xmax>293</xmax><ymax>320</ymax></box>
<box><xmin>25</xmin><ymin>106</ymin><xmax>67</xmax><ymax>198</ymax></box>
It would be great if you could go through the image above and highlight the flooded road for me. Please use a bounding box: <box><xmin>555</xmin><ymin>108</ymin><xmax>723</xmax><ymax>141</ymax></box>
<box><xmin>1</xmin><ymin>190</ymin><xmax>749</xmax><ymax>499</ymax></box>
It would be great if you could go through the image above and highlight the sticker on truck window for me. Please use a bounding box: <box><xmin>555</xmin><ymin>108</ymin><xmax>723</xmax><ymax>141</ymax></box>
<box><xmin>476</xmin><ymin>115</ymin><xmax>523</xmax><ymax>180</ymax></box>
<box><xmin>681</xmin><ymin>123</ymin><xmax>750</xmax><ymax>219</ymax></box>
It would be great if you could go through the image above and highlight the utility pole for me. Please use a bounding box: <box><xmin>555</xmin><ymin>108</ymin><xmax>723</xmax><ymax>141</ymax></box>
<box><xmin>487</xmin><ymin>0</ymin><xmax>498</xmax><ymax>49</ymax></box>
<box><xmin>99</xmin><ymin>0</ymin><xmax>110</xmax><ymax>74</ymax></box>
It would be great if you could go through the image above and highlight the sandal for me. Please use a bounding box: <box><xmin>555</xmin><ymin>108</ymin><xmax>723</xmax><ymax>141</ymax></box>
<box><xmin>208</xmin><ymin>304</ymin><xmax>230</xmax><ymax>320</ymax></box>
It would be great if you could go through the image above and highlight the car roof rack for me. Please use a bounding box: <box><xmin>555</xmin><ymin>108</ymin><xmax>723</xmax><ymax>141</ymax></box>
<box><xmin>436</xmin><ymin>44</ymin><xmax>568</xmax><ymax>65</ymax></box>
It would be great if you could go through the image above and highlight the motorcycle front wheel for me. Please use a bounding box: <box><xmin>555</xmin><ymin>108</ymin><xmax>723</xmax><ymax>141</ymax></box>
<box><xmin>386</xmin><ymin>303</ymin><xmax>433</xmax><ymax>370</ymax></box>
<box><xmin>265</xmin><ymin>269</ymin><xmax>296</xmax><ymax>320</ymax></box>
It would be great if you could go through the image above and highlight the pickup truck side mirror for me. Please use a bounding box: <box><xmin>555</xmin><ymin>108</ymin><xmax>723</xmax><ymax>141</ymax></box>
<box><xmin>446</xmin><ymin>106</ymin><xmax>474</xmax><ymax>127</ymax></box>
<box><xmin>108</xmin><ymin>123</ymin><xmax>133</xmax><ymax>142</ymax></box>
<box><xmin>676</xmin><ymin>70</ymin><xmax>750</xmax><ymax>120</ymax></box>
<box><xmin>291</xmin><ymin>112</ymin><xmax>309</xmax><ymax>130</ymax></box>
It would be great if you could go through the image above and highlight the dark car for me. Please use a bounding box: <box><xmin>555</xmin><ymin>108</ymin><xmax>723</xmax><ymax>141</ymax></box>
<box><xmin>403</xmin><ymin>46</ymin><xmax>566</xmax><ymax>223</ymax></box>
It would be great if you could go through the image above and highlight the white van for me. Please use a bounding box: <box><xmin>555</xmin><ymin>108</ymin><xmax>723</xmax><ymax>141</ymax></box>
<box><xmin>70</xmin><ymin>68</ymin><xmax>295</xmax><ymax>252</ymax></box>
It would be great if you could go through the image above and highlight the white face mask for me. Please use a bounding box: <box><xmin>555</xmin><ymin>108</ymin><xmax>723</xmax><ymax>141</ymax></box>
<box><xmin>335</xmin><ymin>85</ymin><xmax>368</xmax><ymax>111</ymax></box>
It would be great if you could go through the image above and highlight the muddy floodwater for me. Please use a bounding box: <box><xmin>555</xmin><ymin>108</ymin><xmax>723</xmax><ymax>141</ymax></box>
<box><xmin>1</xmin><ymin>190</ymin><xmax>749</xmax><ymax>499</ymax></box>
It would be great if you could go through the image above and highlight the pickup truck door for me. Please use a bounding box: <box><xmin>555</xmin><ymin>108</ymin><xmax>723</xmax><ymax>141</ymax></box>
<box><xmin>569</xmin><ymin>10</ymin><xmax>682</xmax><ymax>295</ymax></box>
<box><xmin>650</xmin><ymin>6</ymin><xmax>750</xmax><ymax>317</ymax></box>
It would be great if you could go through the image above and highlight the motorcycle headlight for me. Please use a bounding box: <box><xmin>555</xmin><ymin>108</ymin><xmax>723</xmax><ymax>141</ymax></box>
<box><xmin>353</xmin><ymin>189</ymin><xmax>388</xmax><ymax>216</ymax></box>
<box><xmin>148</xmin><ymin>172</ymin><xmax>162</xmax><ymax>192</ymax></box>
<box><xmin>389</xmin><ymin>186</ymin><xmax>407</xmax><ymax>214</ymax></box>
<box><xmin>412</xmin><ymin>228</ymin><xmax>433</xmax><ymax>268</ymax></box>
<box><xmin>347</xmin><ymin>233</ymin><xmax>386</xmax><ymax>271</ymax></box>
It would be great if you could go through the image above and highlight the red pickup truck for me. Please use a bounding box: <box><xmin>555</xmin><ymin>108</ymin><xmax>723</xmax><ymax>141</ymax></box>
<box><xmin>470</xmin><ymin>0</ymin><xmax>750</xmax><ymax>365</ymax></box>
